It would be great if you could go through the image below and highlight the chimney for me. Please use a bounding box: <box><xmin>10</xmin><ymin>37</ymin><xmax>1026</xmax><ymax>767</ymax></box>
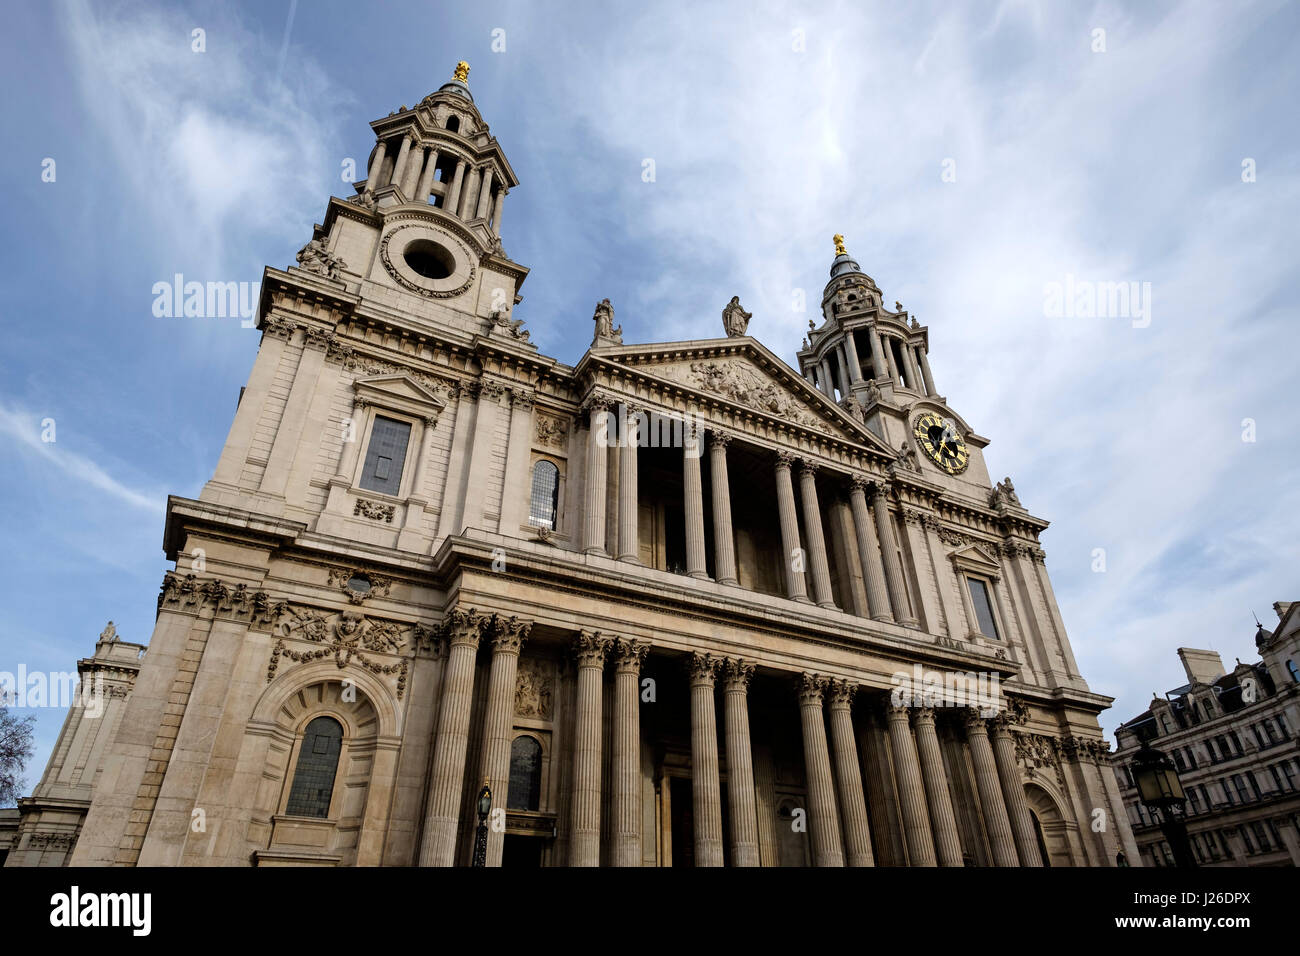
<box><xmin>1177</xmin><ymin>647</ymin><xmax>1225</xmax><ymax>686</ymax></box>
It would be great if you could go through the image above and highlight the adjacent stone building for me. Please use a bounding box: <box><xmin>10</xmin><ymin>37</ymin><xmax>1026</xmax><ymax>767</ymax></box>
<box><xmin>8</xmin><ymin>64</ymin><xmax>1134</xmax><ymax>867</ymax></box>
<box><xmin>1112</xmin><ymin>603</ymin><xmax>1300</xmax><ymax>866</ymax></box>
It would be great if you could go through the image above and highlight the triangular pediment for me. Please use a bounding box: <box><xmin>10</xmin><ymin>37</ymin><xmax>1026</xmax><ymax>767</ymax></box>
<box><xmin>590</xmin><ymin>337</ymin><xmax>893</xmax><ymax>453</ymax></box>
<box><xmin>353</xmin><ymin>375</ymin><xmax>446</xmax><ymax>416</ymax></box>
<box><xmin>948</xmin><ymin>543</ymin><xmax>1002</xmax><ymax>577</ymax></box>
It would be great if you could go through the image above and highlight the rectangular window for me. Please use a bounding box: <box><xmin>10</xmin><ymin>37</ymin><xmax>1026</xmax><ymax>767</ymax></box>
<box><xmin>966</xmin><ymin>577</ymin><xmax>1000</xmax><ymax>640</ymax></box>
<box><xmin>1232</xmin><ymin>774</ymin><xmax>1251</xmax><ymax>804</ymax></box>
<box><xmin>359</xmin><ymin>415</ymin><xmax>412</xmax><ymax>496</ymax></box>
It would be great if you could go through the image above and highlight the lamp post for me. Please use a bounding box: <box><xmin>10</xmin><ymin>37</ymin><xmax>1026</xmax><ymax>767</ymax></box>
<box><xmin>472</xmin><ymin>783</ymin><xmax>492</xmax><ymax>868</ymax></box>
<box><xmin>1131</xmin><ymin>742</ymin><xmax>1196</xmax><ymax>868</ymax></box>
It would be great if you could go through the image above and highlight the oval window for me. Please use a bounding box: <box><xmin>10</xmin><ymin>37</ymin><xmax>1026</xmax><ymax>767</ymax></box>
<box><xmin>403</xmin><ymin>239</ymin><xmax>455</xmax><ymax>280</ymax></box>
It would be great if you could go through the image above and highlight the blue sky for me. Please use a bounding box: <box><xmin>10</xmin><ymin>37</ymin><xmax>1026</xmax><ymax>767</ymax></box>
<box><xmin>2</xmin><ymin>0</ymin><xmax>1298</xmax><ymax>791</ymax></box>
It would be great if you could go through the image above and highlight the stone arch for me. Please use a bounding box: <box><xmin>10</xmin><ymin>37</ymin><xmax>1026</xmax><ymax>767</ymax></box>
<box><xmin>251</xmin><ymin>659</ymin><xmax>401</xmax><ymax>738</ymax></box>
<box><xmin>1024</xmin><ymin>782</ymin><xmax>1078</xmax><ymax>866</ymax></box>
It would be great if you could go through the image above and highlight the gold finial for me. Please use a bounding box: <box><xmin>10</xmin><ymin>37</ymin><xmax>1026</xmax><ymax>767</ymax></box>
<box><xmin>833</xmin><ymin>233</ymin><xmax>847</xmax><ymax>257</ymax></box>
<box><xmin>453</xmin><ymin>61</ymin><xmax>470</xmax><ymax>83</ymax></box>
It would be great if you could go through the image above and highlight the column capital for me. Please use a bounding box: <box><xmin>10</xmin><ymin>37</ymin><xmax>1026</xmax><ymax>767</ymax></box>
<box><xmin>440</xmin><ymin>605</ymin><xmax>486</xmax><ymax>647</ymax></box>
<box><xmin>912</xmin><ymin>704</ymin><xmax>937</xmax><ymax>727</ymax></box>
<box><xmin>612</xmin><ymin>637</ymin><xmax>650</xmax><ymax>672</ymax></box>
<box><xmin>687</xmin><ymin>651</ymin><xmax>721</xmax><ymax>686</ymax></box>
<box><xmin>581</xmin><ymin>391</ymin><xmax>615</xmax><ymax>414</ymax></box>
<box><xmin>572</xmin><ymin>630</ymin><xmax>612</xmax><ymax>668</ymax></box>
<box><xmin>798</xmin><ymin>458</ymin><xmax>820</xmax><ymax>478</ymax></box>
<box><xmin>827</xmin><ymin>678</ymin><xmax>857</xmax><ymax>708</ymax></box>
<box><xmin>487</xmin><ymin>614</ymin><xmax>531</xmax><ymax>654</ymax></box>
<box><xmin>849</xmin><ymin>472</ymin><xmax>872</xmax><ymax>493</ymax></box>
<box><xmin>721</xmin><ymin>657</ymin><xmax>755</xmax><ymax>690</ymax></box>
<box><xmin>708</xmin><ymin>429</ymin><xmax>733</xmax><ymax>451</ymax></box>
<box><xmin>963</xmin><ymin>707</ymin><xmax>992</xmax><ymax>734</ymax></box>
<box><xmin>798</xmin><ymin>672</ymin><xmax>828</xmax><ymax>706</ymax></box>
<box><xmin>886</xmin><ymin>699</ymin><xmax>913</xmax><ymax>722</ymax></box>
<box><xmin>870</xmin><ymin>479</ymin><xmax>893</xmax><ymax>500</ymax></box>
<box><xmin>775</xmin><ymin>450</ymin><xmax>797</xmax><ymax>471</ymax></box>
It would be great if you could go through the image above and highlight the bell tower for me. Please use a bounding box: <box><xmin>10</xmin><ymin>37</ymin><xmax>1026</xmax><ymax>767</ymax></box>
<box><xmin>797</xmin><ymin>235</ymin><xmax>993</xmax><ymax>494</ymax></box>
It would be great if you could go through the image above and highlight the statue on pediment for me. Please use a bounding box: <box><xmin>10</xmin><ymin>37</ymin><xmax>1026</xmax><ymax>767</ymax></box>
<box><xmin>296</xmin><ymin>237</ymin><xmax>346</xmax><ymax>280</ymax></box>
<box><xmin>721</xmin><ymin>296</ymin><xmax>752</xmax><ymax>337</ymax></box>
<box><xmin>592</xmin><ymin>298</ymin><xmax>622</xmax><ymax>347</ymax></box>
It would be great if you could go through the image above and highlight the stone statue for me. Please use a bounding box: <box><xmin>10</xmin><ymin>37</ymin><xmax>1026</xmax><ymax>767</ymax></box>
<box><xmin>591</xmin><ymin>298</ymin><xmax>622</xmax><ymax>347</ymax></box>
<box><xmin>990</xmin><ymin>476</ymin><xmax>1022</xmax><ymax>509</ymax></box>
<box><xmin>833</xmin><ymin>233</ymin><xmax>848</xmax><ymax>257</ymax></box>
<box><xmin>721</xmin><ymin>296</ymin><xmax>751</xmax><ymax>337</ymax></box>
<box><xmin>99</xmin><ymin>621</ymin><xmax>118</xmax><ymax>642</ymax></box>
<box><xmin>296</xmin><ymin>237</ymin><xmax>346</xmax><ymax>280</ymax></box>
<box><xmin>866</xmin><ymin>380</ymin><xmax>881</xmax><ymax>405</ymax></box>
<box><xmin>349</xmin><ymin>187</ymin><xmax>378</xmax><ymax>212</ymax></box>
<box><xmin>490</xmin><ymin>308</ymin><xmax>530</xmax><ymax>343</ymax></box>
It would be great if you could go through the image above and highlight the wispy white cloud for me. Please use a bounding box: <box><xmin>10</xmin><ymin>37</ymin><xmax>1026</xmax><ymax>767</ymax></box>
<box><xmin>0</xmin><ymin>404</ymin><xmax>162</xmax><ymax>514</ymax></box>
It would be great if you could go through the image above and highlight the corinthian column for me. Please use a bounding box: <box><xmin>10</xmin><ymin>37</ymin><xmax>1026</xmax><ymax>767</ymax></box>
<box><xmin>722</xmin><ymin>658</ymin><xmax>759</xmax><ymax>866</ymax></box>
<box><xmin>390</xmin><ymin>133</ymin><xmax>413</xmax><ymax>191</ymax></box>
<box><xmin>476</xmin><ymin>616</ymin><xmax>530</xmax><ymax>867</ymax></box>
<box><xmin>912</xmin><ymin>705</ymin><xmax>964</xmax><ymax>866</ymax></box>
<box><xmin>886</xmin><ymin>701</ymin><xmax>936</xmax><ymax>866</ymax></box>
<box><xmin>582</xmin><ymin>395</ymin><xmax>611</xmax><ymax>555</ymax></box>
<box><xmin>827</xmin><ymin>680</ymin><xmax>874</xmax><ymax>866</ymax></box>
<box><xmin>798</xmin><ymin>460</ymin><xmax>836</xmax><ymax>608</ymax></box>
<box><xmin>688</xmin><ymin>653</ymin><xmax>725</xmax><ymax>866</ymax></box>
<box><xmin>415</xmin><ymin>146</ymin><xmax>440</xmax><ymax>202</ymax></box>
<box><xmin>419</xmin><ymin>607</ymin><xmax>484</xmax><ymax>866</ymax></box>
<box><xmin>611</xmin><ymin>638</ymin><xmax>649</xmax><ymax>866</ymax></box>
<box><xmin>617</xmin><ymin>405</ymin><xmax>640</xmax><ymax>562</ymax></box>
<box><xmin>849</xmin><ymin>476</ymin><xmax>893</xmax><ymax>622</ymax></box>
<box><xmin>708</xmin><ymin>431</ymin><xmax>738</xmax><ymax>585</ymax></box>
<box><xmin>798</xmin><ymin>674</ymin><xmax>845</xmax><ymax>866</ymax></box>
<box><xmin>871</xmin><ymin>481</ymin><xmax>918</xmax><ymax>626</ymax></box>
<box><xmin>683</xmin><ymin>425</ymin><xmax>708</xmax><ymax>578</ymax></box>
<box><xmin>992</xmin><ymin>714</ymin><xmax>1043</xmax><ymax>866</ymax></box>
<box><xmin>366</xmin><ymin>139</ymin><xmax>388</xmax><ymax>190</ymax></box>
<box><xmin>964</xmin><ymin>709</ymin><xmax>1018</xmax><ymax>866</ymax></box>
<box><xmin>774</xmin><ymin>453</ymin><xmax>809</xmax><ymax>602</ymax></box>
<box><xmin>569</xmin><ymin>631</ymin><xmax>611</xmax><ymax>866</ymax></box>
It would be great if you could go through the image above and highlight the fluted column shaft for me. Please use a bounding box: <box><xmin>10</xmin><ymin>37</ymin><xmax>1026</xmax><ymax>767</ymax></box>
<box><xmin>965</xmin><ymin>711</ymin><xmax>1019</xmax><ymax>866</ymax></box>
<box><xmin>798</xmin><ymin>675</ymin><xmax>845</xmax><ymax>866</ymax></box>
<box><xmin>476</xmin><ymin>618</ymin><xmax>530</xmax><ymax>866</ymax></box>
<box><xmin>827</xmin><ymin>681</ymin><xmax>874</xmax><ymax>866</ymax></box>
<box><xmin>835</xmin><ymin>346</ymin><xmax>851</xmax><ymax>395</ymax></box>
<box><xmin>871</xmin><ymin>482</ymin><xmax>917</xmax><ymax>626</ymax></box>
<box><xmin>774</xmin><ymin>454</ymin><xmax>809</xmax><ymax>602</ymax></box>
<box><xmin>912</xmin><ymin>706</ymin><xmax>964</xmax><ymax>866</ymax></box>
<box><xmin>798</xmin><ymin>461</ymin><xmax>835</xmax><ymax>608</ymax></box>
<box><xmin>458</xmin><ymin>165</ymin><xmax>481</xmax><ymax>218</ymax></box>
<box><xmin>491</xmin><ymin>187</ymin><xmax>506</xmax><ymax>234</ymax></box>
<box><xmin>415</xmin><ymin>146</ymin><xmax>440</xmax><ymax>202</ymax></box>
<box><xmin>611</xmin><ymin>639</ymin><xmax>649</xmax><ymax>866</ymax></box>
<box><xmin>366</xmin><ymin>140</ymin><xmax>388</xmax><ymax>190</ymax></box>
<box><xmin>819</xmin><ymin>358</ymin><xmax>835</xmax><ymax>396</ymax></box>
<box><xmin>402</xmin><ymin>141</ymin><xmax>424</xmax><ymax>198</ymax></box>
<box><xmin>849</xmin><ymin>478</ymin><xmax>893</xmax><ymax>622</ymax></box>
<box><xmin>419</xmin><ymin>610</ymin><xmax>483</xmax><ymax>866</ymax></box>
<box><xmin>569</xmin><ymin>632</ymin><xmax>611</xmax><ymax>866</ymax></box>
<box><xmin>683</xmin><ymin>427</ymin><xmax>708</xmax><ymax>578</ymax></box>
<box><xmin>689</xmin><ymin>654</ymin><xmax>724</xmax><ymax>866</ymax></box>
<box><xmin>918</xmin><ymin>349</ymin><xmax>937</xmax><ymax>395</ymax></box>
<box><xmin>390</xmin><ymin>134</ymin><xmax>413</xmax><ymax>191</ymax></box>
<box><xmin>992</xmin><ymin>719</ymin><xmax>1043</xmax><ymax>866</ymax></box>
<box><xmin>869</xmin><ymin>327</ymin><xmax>887</xmax><ymax>382</ymax></box>
<box><xmin>886</xmin><ymin>703</ymin><xmax>937</xmax><ymax>866</ymax></box>
<box><xmin>582</xmin><ymin>398</ymin><xmax>610</xmax><ymax>554</ymax></box>
<box><xmin>844</xmin><ymin>331</ymin><xmax>864</xmax><ymax>382</ymax></box>
<box><xmin>617</xmin><ymin>406</ymin><xmax>640</xmax><ymax>562</ymax></box>
<box><xmin>475</xmin><ymin>167</ymin><xmax>495</xmax><ymax>219</ymax></box>
<box><xmin>708</xmin><ymin>431</ymin><xmax>738</xmax><ymax>585</ymax></box>
<box><xmin>722</xmin><ymin>659</ymin><xmax>759</xmax><ymax>866</ymax></box>
<box><xmin>446</xmin><ymin>160</ymin><xmax>467</xmax><ymax>215</ymax></box>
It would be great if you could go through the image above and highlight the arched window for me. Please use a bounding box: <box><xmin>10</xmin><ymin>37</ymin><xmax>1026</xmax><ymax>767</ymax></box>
<box><xmin>529</xmin><ymin>460</ymin><xmax>559</xmax><ymax>529</ymax></box>
<box><xmin>285</xmin><ymin>716</ymin><xmax>343</xmax><ymax>817</ymax></box>
<box><xmin>445</xmin><ymin>115</ymin><xmax>460</xmax><ymax>133</ymax></box>
<box><xmin>507</xmin><ymin>736</ymin><xmax>542</xmax><ymax>811</ymax></box>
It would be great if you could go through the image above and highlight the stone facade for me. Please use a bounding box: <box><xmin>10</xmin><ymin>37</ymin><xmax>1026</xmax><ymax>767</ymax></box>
<box><xmin>8</xmin><ymin>65</ymin><xmax>1133</xmax><ymax>867</ymax></box>
<box><xmin>1112</xmin><ymin>603</ymin><xmax>1300</xmax><ymax>867</ymax></box>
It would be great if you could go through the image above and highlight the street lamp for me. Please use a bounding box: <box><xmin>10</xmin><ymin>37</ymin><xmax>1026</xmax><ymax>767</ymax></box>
<box><xmin>472</xmin><ymin>783</ymin><xmax>492</xmax><ymax>867</ymax></box>
<box><xmin>1131</xmin><ymin>742</ymin><xmax>1196</xmax><ymax>867</ymax></box>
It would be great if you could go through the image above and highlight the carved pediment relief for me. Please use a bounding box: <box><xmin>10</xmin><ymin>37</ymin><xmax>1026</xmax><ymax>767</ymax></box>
<box><xmin>599</xmin><ymin>341</ymin><xmax>893</xmax><ymax>453</ymax></box>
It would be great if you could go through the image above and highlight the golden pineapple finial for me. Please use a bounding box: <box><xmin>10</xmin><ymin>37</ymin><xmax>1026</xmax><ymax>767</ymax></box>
<box><xmin>833</xmin><ymin>233</ymin><xmax>848</xmax><ymax>257</ymax></box>
<box><xmin>453</xmin><ymin>61</ymin><xmax>470</xmax><ymax>83</ymax></box>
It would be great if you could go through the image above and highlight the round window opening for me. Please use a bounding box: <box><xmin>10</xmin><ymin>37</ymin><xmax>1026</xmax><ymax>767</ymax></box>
<box><xmin>403</xmin><ymin>239</ymin><xmax>455</xmax><ymax>280</ymax></box>
<box><xmin>346</xmin><ymin>574</ymin><xmax>372</xmax><ymax>596</ymax></box>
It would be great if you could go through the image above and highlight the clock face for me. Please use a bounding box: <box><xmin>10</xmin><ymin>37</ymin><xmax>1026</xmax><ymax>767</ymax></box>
<box><xmin>913</xmin><ymin>412</ymin><xmax>970</xmax><ymax>475</ymax></box>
